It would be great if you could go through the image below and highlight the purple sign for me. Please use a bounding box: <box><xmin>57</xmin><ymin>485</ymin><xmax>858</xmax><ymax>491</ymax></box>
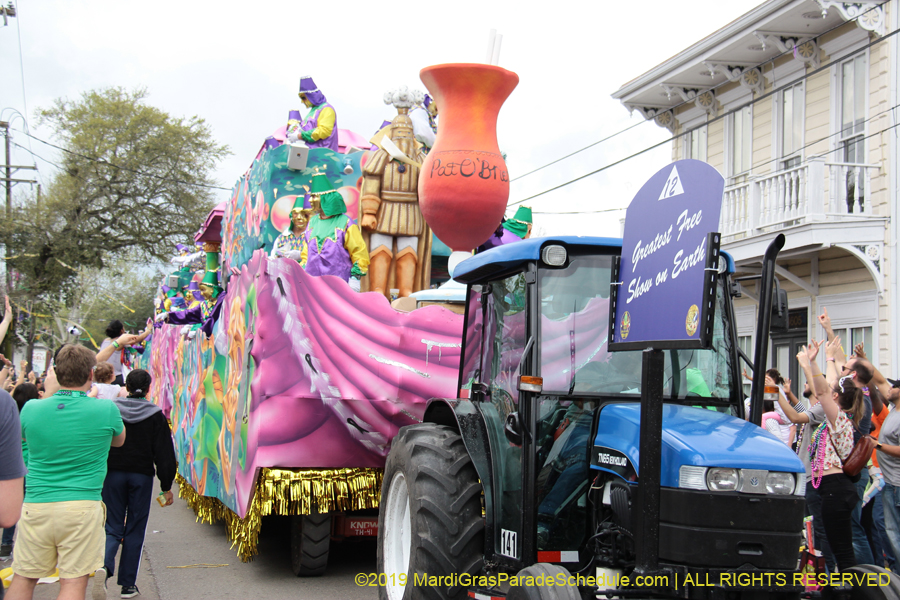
<box><xmin>610</xmin><ymin>160</ymin><xmax>724</xmax><ymax>350</ymax></box>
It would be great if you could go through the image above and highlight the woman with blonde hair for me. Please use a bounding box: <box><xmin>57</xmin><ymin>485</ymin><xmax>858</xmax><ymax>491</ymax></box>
<box><xmin>808</xmin><ymin>361</ymin><xmax>867</xmax><ymax>572</ymax></box>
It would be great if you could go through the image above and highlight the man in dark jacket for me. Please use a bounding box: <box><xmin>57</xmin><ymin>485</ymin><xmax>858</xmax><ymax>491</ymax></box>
<box><xmin>102</xmin><ymin>369</ymin><xmax>176</xmax><ymax>599</ymax></box>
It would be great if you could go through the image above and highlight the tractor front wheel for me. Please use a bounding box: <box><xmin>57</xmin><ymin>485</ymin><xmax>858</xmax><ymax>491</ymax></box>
<box><xmin>377</xmin><ymin>424</ymin><xmax>485</xmax><ymax>600</ymax></box>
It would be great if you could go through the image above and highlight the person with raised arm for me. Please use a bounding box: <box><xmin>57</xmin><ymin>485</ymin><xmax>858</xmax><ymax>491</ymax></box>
<box><xmin>99</xmin><ymin>321</ymin><xmax>151</xmax><ymax>386</ymax></box>
<box><xmin>840</xmin><ymin>351</ymin><xmax>894</xmax><ymax>566</ymax></box>
<box><xmin>807</xmin><ymin>350</ymin><xmax>866</xmax><ymax>573</ymax></box>
<box><xmin>874</xmin><ymin>373</ymin><xmax>900</xmax><ymax>561</ymax></box>
<box><xmin>0</xmin><ymin>296</ymin><xmax>12</xmax><ymax>345</ymax></box>
<box><xmin>773</xmin><ymin>342</ymin><xmax>836</xmax><ymax>570</ymax></box>
<box><xmin>824</xmin><ymin>335</ymin><xmax>877</xmax><ymax>564</ymax></box>
<box><xmin>7</xmin><ymin>345</ymin><xmax>125</xmax><ymax>600</ymax></box>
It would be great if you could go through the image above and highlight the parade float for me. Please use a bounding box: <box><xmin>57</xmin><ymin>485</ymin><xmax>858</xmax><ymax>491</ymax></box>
<box><xmin>146</xmin><ymin>71</ymin><xmax>514</xmax><ymax>573</ymax></box>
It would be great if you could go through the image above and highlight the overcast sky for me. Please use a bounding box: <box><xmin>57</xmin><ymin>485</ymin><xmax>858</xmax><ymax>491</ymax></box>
<box><xmin>0</xmin><ymin>0</ymin><xmax>764</xmax><ymax>238</ymax></box>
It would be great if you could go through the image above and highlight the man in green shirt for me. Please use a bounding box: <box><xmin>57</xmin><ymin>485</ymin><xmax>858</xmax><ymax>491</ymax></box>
<box><xmin>7</xmin><ymin>344</ymin><xmax>126</xmax><ymax>600</ymax></box>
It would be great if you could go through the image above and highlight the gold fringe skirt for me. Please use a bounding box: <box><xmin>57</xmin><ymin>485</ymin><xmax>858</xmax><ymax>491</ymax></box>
<box><xmin>176</xmin><ymin>467</ymin><xmax>383</xmax><ymax>561</ymax></box>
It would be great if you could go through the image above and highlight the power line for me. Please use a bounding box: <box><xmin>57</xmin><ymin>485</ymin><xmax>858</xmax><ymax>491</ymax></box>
<box><xmin>738</xmin><ymin>102</ymin><xmax>900</xmax><ymax>173</ymax></box>
<box><xmin>10</xmin><ymin>141</ymin><xmax>97</xmax><ymax>192</ymax></box>
<box><xmin>532</xmin><ymin>107</ymin><xmax>900</xmax><ymax>216</ymax></box>
<box><xmin>508</xmin><ymin>3</ymin><xmax>885</xmax><ymax>188</ymax></box>
<box><xmin>508</xmin><ymin>23</ymin><xmax>900</xmax><ymax>208</ymax></box>
<box><xmin>534</xmin><ymin>206</ymin><xmax>625</xmax><ymax>215</ymax></box>
<box><xmin>509</xmin><ymin>121</ymin><xmax>644</xmax><ymax>182</ymax></box>
<box><xmin>510</xmin><ymin>135</ymin><xmax>671</xmax><ymax>208</ymax></box>
<box><xmin>20</xmin><ymin>131</ymin><xmax>232</xmax><ymax>191</ymax></box>
<box><xmin>11</xmin><ymin>141</ymin><xmax>62</xmax><ymax>172</ymax></box>
<box><xmin>12</xmin><ymin>6</ymin><xmax>42</xmax><ymax>189</ymax></box>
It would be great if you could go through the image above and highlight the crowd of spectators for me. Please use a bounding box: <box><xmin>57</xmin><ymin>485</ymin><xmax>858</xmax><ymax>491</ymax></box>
<box><xmin>0</xmin><ymin>312</ymin><xmax>172</xmax><ymax>600</ymax></box>
<box><xmin>758</xmin><ymin>308</ymin><xmax>900</xmax><ymax>573</ymax></box>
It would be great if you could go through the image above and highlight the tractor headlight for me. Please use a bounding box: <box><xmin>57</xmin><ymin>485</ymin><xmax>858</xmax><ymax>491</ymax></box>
<box><xmin>765</xmin><ymin>472</ymin><xmax>795</xmax><ymax>495</ymax></box>
<box><xmin>706</xmin><ymin>468</ymin><xmax>740</xmax><ymax>491</ymax></box>
<box><xmin>541</xmin><ymin>245</ymin><xmax>567</xmax><ymax>266</ymax></box>
<box><xmin>678</xmin><ymin>465</ymin><xmax>804</xmax><ymax>495</ymax></box>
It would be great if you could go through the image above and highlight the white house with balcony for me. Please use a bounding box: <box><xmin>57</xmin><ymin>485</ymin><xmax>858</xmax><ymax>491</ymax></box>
<box><xmin>612</xmin><ymin>0</ymin><xmax>898</xmax><ymax>389</ymax></box>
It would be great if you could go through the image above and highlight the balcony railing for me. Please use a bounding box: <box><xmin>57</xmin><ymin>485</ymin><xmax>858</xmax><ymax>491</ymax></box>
<box><xmin>721</xmin><ymin>157</ymin><xmax>880</xmax><ymax>240</ymax></box>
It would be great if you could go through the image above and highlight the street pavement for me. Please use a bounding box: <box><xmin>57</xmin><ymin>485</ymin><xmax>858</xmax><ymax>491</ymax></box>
<box><xmin>3</xmin><ymin>479</ymin><xmax>380</xmax><ymax>599</ymax></box>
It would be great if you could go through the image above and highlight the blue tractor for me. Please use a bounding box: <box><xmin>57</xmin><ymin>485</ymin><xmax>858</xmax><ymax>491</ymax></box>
<box><xmin>376</xmin><ymin>236</ymin><xmax>890</xmax><ymax>600</ymax></box>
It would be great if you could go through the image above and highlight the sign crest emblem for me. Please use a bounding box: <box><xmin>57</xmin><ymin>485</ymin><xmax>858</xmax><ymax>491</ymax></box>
<box><xmin>658</xmin><ymin>165</ymin><xmax>685</xmax><ymax>200</ymax></box>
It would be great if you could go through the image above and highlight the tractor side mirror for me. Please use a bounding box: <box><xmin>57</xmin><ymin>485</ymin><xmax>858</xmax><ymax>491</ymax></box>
<box><xmin>770</xmin><ymin>283</ymin><xmax>788</xmax><ymax>333</ymax></box>
<box><xmin>471</xmin><ymin>381</ymin><xmax>489</xmax><ymax>402</ymax></box>
<box><xmin>504</xmin><ymin>412</ymin><xmax>522</xmax><ymax>446</ymax></box>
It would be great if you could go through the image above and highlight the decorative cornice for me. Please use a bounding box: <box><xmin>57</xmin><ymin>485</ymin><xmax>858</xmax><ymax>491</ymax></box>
<box><xmin>753</xmin><ymin>31</ymin><xmax>811</xmax><ymax>53</ymax></box>
<box><xmin>633</xmin><ymin>106</ymin><xmax>677</xmax><ymax>132</ymax></box>
<box><xmin>816</xmin><ymin>1</ymin><xmax>885</xmax><ymax>35</ymax></box>
<box><xmin>841</xmin><ymin>242</ymin><xmax>885</xmax><ymax>295</ymax></box>
<box><xmin>612</xmin><ymin>0</ymin><xmax>800</xmax><ymax>101</ymax></box>
<box><xmin>702</xmin><ymin>62</ymin><xmax>756</xmax><ymax>82</ymax></box>
<box><xmin>706</xmin><ymin>62</ymin><xmax>791</xmax><ymax>94</ymax></box>
<box><xmin>793</xmin><ymin>39</ymin><xmax>820</xmax><ymax>67</ymax></box>
<box><xmin>694</xmin><ymin>90</ymin><xmax>717</xmax><ymax>117</ymax></box>
<box><xmin>741</xmin><ymin>68</ymin><xmax>764</xmax><ymax>94</ymax></box>
<box><xmin>752</xmin><ymin>31</ymin><xmax>820</xmax><ymax>67</ymax></box>
<box><xmin>654</xmin><ymin>110</ymin><xmax>676</xmax><ymax>132</ymax></box>
<box><xmin>660</xmin><ymin>85</ymin><xmax>699</xmax><ymax>103</ymax></box>
<box><xmin>659</xmin><ymin>85</ymin><xmax>717</xmax><ymax>117</ymax></box>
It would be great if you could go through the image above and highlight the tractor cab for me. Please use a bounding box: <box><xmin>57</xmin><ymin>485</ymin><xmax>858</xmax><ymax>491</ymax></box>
<box><xmin>378</xmin><ymin>236</ymin><xmax>807</xmax><ymax>600</ymax></box>
<box><xmin>450</xmin><ymin>236</ymin><xmax>759</xmax><ymax>569</ymax></box>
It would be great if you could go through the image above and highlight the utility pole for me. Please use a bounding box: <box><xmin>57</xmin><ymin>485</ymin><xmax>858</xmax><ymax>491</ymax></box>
<box><xmin>1</xmin><ymin>0</ymin><xmax>27</xmax><ymax>363</ymax></box>
<box><xmin>0</xmin><ymin>120</ymin><xmax>37</xmax><ymax>291</ymax></box>
<box><xmin>1</xmin><ymin>118</ymin><xmax>10</xmax><ymax>359</ymax></box>
<box><xmin>3</xmin><ymin>119</ymin><xmax>10</xmax><ymax>294</ymax></box>
<box><xmin>3</xmin><ymin>120</ymin><xmax>10</xmax><ymax>218</ymax></box>
<box><xmin>1</xmin><ymin>3</ymin><xmax>19</xmax><ymax>288</ymax></box>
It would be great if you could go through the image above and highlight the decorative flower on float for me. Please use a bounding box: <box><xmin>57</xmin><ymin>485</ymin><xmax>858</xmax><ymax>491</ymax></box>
<box><xmin>223</xmin><ymin>186</ymin><xmax>237</xmax><ymax>253</ymax></box>
<box><xmin>222</xmin><ymin>297</ymin><xmax>245</xmax><ymax>477</ymax></box>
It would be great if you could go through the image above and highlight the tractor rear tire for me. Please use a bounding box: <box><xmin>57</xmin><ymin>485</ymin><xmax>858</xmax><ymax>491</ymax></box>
<box><xmin>377</xmin><ymin>424</ymin><xmax>485</xmax><ymax>600</ymax></box>
<box><xmin>290</xmin><ymin>512</ymin><xmax>331</xmax><ymax>577</ymax></box>
<box><xmin>835</xmin><ymin>565</ymin><xmax>900</xmax><ymax>600</ymax></box>
<box><xmin>507</xmin><ymin>564</ymin><xmax>581</xmax><ymax>600</ymax></box>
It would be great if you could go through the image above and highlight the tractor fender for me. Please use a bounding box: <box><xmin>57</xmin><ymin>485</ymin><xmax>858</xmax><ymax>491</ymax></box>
<box><xmin>423</xmin><ymin>398</ymin><xmax>496</xmax><ymax>546</ymax></box>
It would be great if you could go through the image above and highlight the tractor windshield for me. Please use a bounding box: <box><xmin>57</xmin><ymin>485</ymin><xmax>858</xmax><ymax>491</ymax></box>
<box><xmin>538</xmin><ymin>254</ymin><xmax>738</xmax><ymax>407</ymax></box>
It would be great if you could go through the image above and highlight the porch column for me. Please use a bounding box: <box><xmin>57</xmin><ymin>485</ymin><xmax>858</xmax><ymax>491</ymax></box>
<box><xmin>807</xmin><ymin>157</ymin><xmax>826</xmax><ymax>221</ymax></box>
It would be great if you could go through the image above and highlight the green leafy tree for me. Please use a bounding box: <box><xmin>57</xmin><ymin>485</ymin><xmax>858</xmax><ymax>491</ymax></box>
<box><xmin>0</xmin><ymin>86</ymin><xmax>228</xmax><ymax>368</ymax></box>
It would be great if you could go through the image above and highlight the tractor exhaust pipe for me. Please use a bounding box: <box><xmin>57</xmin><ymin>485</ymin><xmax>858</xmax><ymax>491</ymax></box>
<box><xmin>748</xmin><ymin>234</ymin><xmax>785</xmax><ymax>426</ymax></box>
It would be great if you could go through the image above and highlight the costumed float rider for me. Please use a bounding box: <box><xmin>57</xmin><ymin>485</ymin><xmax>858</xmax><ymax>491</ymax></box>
<box><xmin>477</xmin><ymin>205</ymin><xmax>533</xmax><ymax>253</ymax></box>
<box><xmin>154</xmin><ymin>270</ymin><xmax>226</xmax><ymax>338</ymax></box>
<box><xmin>185</xmin><ymin>281</ymin><xmax>203</xmax><ymax>310</ymax></box>
<box><xmin>270</xmin><ymin>195</ymin><xmax>312</xmax><ymax>262</ymax></box>
<box><xmin>293</xmin><ymin>76</ymin><xmax>339</xmax><ymax>151</ymax></box>
<box><xmin>409</xmin><ymin>94</ymin><xmax>438</xmax><ymax>153</ymax></box>
<box><xmin>157</xmin><ymin>286</ymin><xmax>171</xmax><ymax>312</ymax></box>
<box><xmin>172</xmin><ymin>243</ymin><xmax>199</xmax><ymax>282</ymax></box>
<box><xmin>302</xmin><ymin>172</ymin><xmax>369</xmax><ymax>292</ymax></box>
<box><xmin>162</xmin><ymin>287</ymin><xmax>186</xmax><ymax>312</ymax></box>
